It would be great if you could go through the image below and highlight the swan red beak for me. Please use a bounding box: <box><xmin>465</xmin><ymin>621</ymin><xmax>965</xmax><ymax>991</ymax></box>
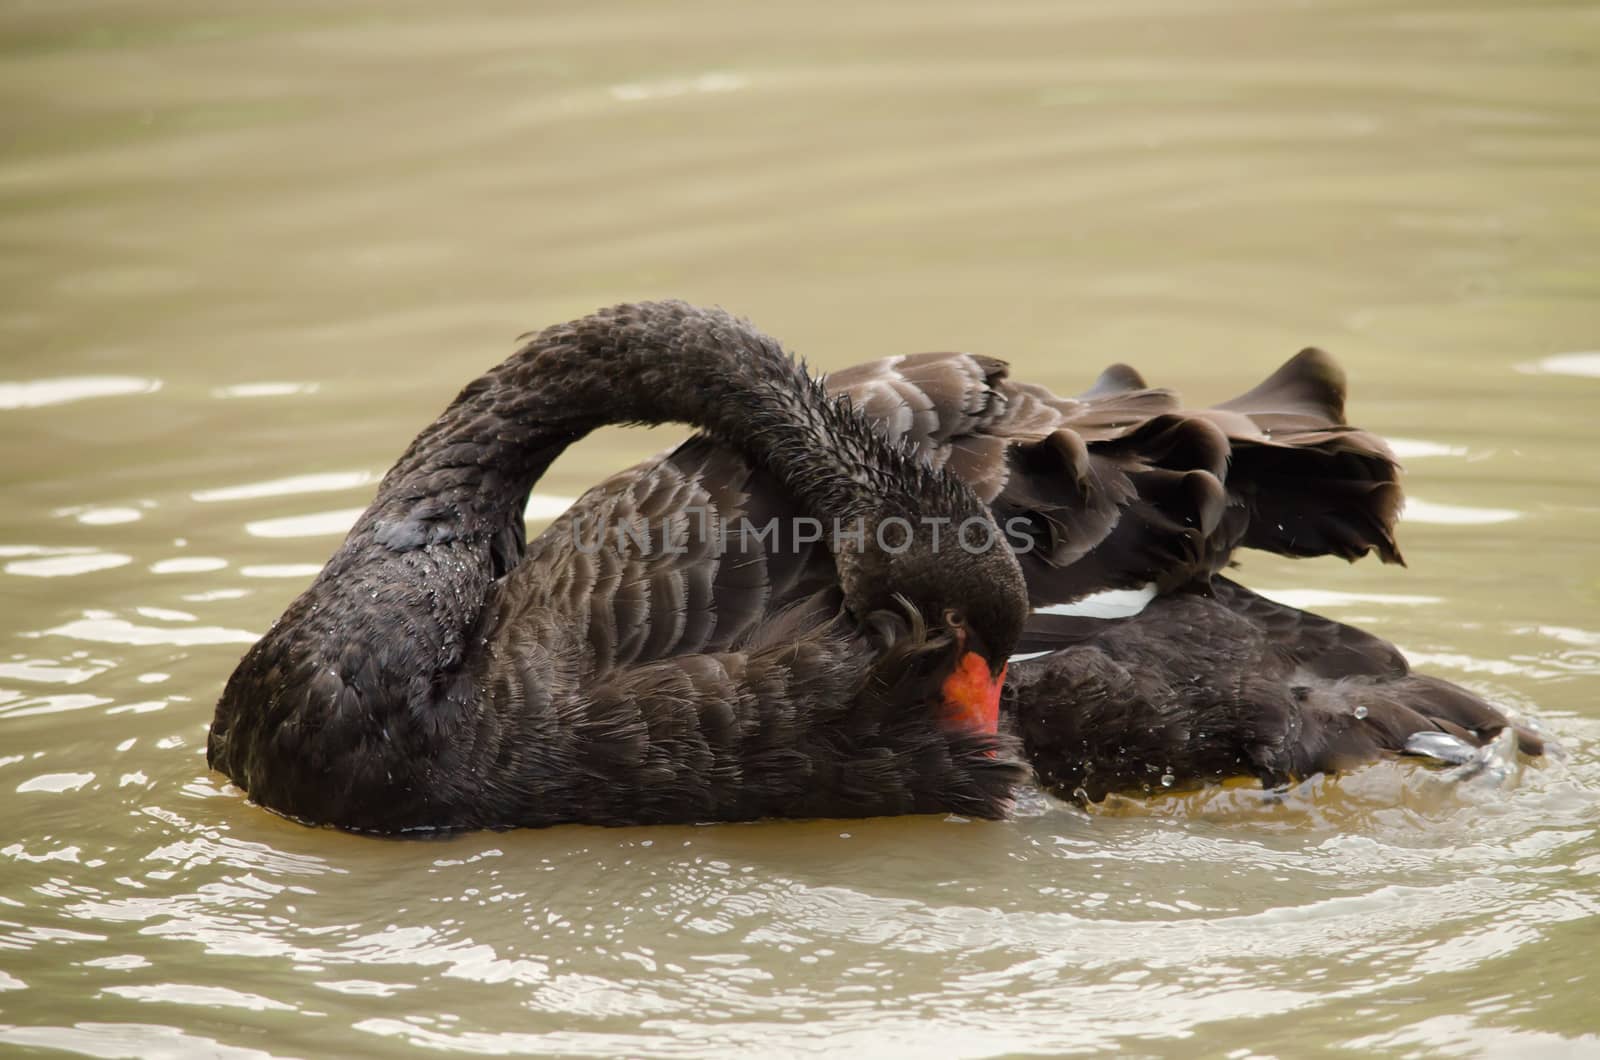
<box><xmin>940</xmin><ymin>652</ymin><xmax>1006</xmax><ymax>734</ymax></box>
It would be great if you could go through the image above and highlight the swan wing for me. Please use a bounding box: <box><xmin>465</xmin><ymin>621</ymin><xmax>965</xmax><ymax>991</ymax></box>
<box><xmin>824</xmin><ymin>347</ymin><xmax>1401</xmax><ymax>602</ymax></box>
<box><xmin>490</xmin><ymin>436</ymin><xmax>838</xmax><ymax>678</ymax></box>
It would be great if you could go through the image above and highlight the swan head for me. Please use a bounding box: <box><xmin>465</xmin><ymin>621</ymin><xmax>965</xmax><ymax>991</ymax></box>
<box><xmin>842</xmin><ymin>510</ymin><xmax>1027</xmax><ymax>734</ymax></box>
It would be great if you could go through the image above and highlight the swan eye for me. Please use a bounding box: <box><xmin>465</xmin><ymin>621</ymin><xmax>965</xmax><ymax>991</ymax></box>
<box><xmin>943</xmin><ymin>607</ymin><xmax>966</xmax><ymax>629</ymax></box>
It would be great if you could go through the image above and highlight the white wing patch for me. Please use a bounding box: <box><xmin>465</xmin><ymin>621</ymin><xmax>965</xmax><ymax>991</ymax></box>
<box><xmin>1008</xmin><ymin>584</ymin><xmax>1159</xmax><ymax>664</ymax></box>
<box><xmin>1033</xmin><ymin>584</ymin><xmax>1157</xmax><ymax>620</ymax></box>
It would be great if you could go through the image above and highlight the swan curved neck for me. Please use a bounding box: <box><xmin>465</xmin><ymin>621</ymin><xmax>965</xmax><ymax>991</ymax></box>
<box><xmin>375</xmin><ymin>301</ymin><xmax>977</xmax><ymax>533</ymax></box>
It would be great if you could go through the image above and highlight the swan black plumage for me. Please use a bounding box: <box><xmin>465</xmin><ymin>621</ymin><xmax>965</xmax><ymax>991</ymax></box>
<box><xmin>590</xmin><ymin>342</ymin><xmax>1541</xmax><ymax>803</ymax></box>
<box><xmin>208</xmin><ymin>302</ymin><xmax>1030</xmax><ymax>832</ymax></box>
<box><xmin>1007</xmin><ymin>576</ymin><xmax>1544</xmax><ymax>800</ymax></box>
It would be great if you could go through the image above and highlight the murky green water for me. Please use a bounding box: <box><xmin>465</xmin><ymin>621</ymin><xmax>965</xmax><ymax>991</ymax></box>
<box><xmin>3</xmin><ymin>1</ymin><xmax>1598</xmax><ymax>1055</ymax></box>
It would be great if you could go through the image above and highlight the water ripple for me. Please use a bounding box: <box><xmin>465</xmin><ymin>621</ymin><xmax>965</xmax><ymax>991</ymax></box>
<box><xmin>1403</xmin><ymin>498</ymin><xmax>1521</xmax><ymax>525</ymax></box>
<box><xmin>0</xmin><ymin>1022</ymin><xmax>286</xmax><ymax>1060</ymax></box>
<box><xmin>38</xmin><ymin>615</ymin><xmax>257</xmax><ymax>648</ymax></box>
<box><xmin>1386</xmin><ymin>437</ymin><xmax>1468</xmax><ymax>460</ymax></box>
<box><xmin>1518</xmin><ymin>351</ymin><xmax>1600</xmax><ymax>378</ymax></box>
<box><xmin>5</xmin><ymin>552</ymin><xmax>133</xmax><ymax>578</ymax></box>
<box><xmin>243</xmin><ymin>509</ymin><xmax>363</xmax><ymax>539</ymax></box>
<box><xmin>103</xmin><ymin>983</ymin><xmax>296</xmax><ymax>1012</ymax></box>
<box><xmin>192</xmin><ymin>471</ymin><xmax>374</xmax><ymax>504</ymax></box>
<box><xmin>0</xmin><ymin>377</ymin><xmax>161</xmax><ymax>410</ymax></box>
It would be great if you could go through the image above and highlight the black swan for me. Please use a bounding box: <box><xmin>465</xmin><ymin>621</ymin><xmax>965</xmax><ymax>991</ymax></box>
<box><xmin>584</xmin><ymin>344</ymin><xmax>1542</xmax><ymax>803</ymax></box>
<box><xmin>208</xmin><ymin>301</ymin><xmax>1031</xmax><ymax>832</ymax></box>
